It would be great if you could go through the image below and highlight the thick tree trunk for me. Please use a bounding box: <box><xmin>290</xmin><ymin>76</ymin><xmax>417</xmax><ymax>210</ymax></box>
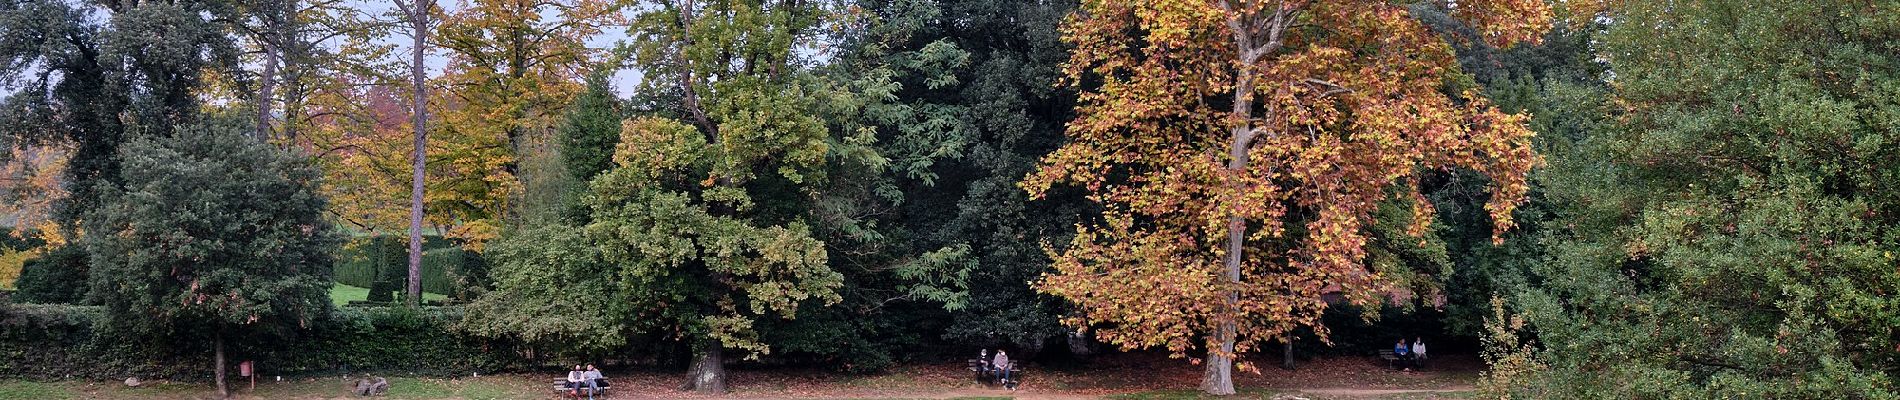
<box><xmin>680</xmin><ymin>342</ymin><xmax>727</xmax><ymax>394</ymax></box>
<box><xmin>405</xmin><ymin>0</ymin><xmax>430</xmax><ymax>307</ymax></box>
<box><xmin>214</xmin><ymin>331</ymin><xmax>228</xmax><ymax>398</ymax></box>
<box><xmin>1200</xmin><ymin>213</ymin><xmax>1242</xmax><ymax>395</ymax></box>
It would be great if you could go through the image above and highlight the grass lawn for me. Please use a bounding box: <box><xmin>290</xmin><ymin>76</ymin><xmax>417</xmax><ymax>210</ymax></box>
<box><xmin>329</xmin><ymin>283</ymin><xmax>447</xmax><ymax>306</ymax></box>
<box><xmin>0</xmin><ymin>375</ymin><xmax>544</xmax><ymax>400</ymax></box>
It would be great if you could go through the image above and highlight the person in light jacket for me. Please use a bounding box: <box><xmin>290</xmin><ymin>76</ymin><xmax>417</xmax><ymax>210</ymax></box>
<box><xmin>993</xmin><ymin>350</ymin><xmax>1015</xmax><ymax>389</ymax></box>
<box><xmin>565</xmin><ymin>365</ymin><xmax>594</xmax><ymax>399</ymax></box>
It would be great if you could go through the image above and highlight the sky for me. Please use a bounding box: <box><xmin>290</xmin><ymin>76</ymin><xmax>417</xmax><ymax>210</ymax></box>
<box><xmin>347</xmin><ymin>0</ymin><xmax>644</xmax><ymax>95</ymax></box>
<box><xmin>0</xmin><ymin>1</ymin><xmax>646</xmax><ymax>100</ymax></box>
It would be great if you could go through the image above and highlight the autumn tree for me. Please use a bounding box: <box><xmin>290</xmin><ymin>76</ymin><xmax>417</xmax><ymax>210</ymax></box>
<box><xmin>425</xmin><ymin>0</ymin><xmax>622</xmax><ymax>240</ymax></box>
<box><xmin>1024</xmin><ymin>1</ymin><xmax>1549</xmax><ymax>394</ymax></box>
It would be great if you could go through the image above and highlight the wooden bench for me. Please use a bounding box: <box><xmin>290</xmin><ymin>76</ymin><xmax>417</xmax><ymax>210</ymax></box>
<box><xmin>1377</xmin><ymin>350</ymin><xmax>1426</xmax><ymax>370</ymax></box>
<box><xmin>550</xmin><ymin>379</ymin><xmax>610</xmax><ymax>398</ymax></box>
<box><xmin>965</xmin><ymin>359</ymin><xmax>1022</xmax><ymax>389</ymax></box>
<box><xmin>1377</xmin><ymin>349</ymin><xmax>1402</xmax><ymax>369</ymax></box>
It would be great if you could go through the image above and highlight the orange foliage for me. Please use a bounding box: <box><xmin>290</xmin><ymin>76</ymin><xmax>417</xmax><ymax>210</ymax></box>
<box><xmin>1024</xmin><ymin>0</ymin><xmax>1548</xmax><ymax>372</ymax></box>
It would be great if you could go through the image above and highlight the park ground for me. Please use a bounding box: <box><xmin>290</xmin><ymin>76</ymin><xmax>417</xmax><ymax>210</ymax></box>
<box><xmin>0</xmin><ymin>353</ymin><xmax>1480</xmax><ymax>400</ymax></box>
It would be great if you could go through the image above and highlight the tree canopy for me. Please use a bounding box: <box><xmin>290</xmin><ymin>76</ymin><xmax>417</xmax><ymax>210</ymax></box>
<box><xmin>84</xmin><ymin>116</ymin><xmax>338</xmax><ymax>397</ymax></box>
<box><xmin>1024</xmin><ymin>0</ymin><xmax>1549</xmax><ymax>394</ymax></box>
<box><xmin>6</xmin><ymin>0</ymin><xmax>1900</xmax><ymax>397</ymax></box>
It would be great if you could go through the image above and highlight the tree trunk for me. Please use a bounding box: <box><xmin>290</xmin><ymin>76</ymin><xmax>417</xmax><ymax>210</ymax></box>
<box><xmin>405</xmin><ymin>0</ymin><xmax>430</xmax><ymax>308</ymax></box>
<box><xmin>1282</xmin><ymin>336</ymin><xmax>1295</xmax><ymax>370</ymax></box>
<box><xmin>1200</xmin><ymin>346</ymin><xmax>1235</xmax><ymax>395</ymax></box>
<box><xmin>1201</xmin><ymin>80</ymin><xmax>1251</xmax><ymax>396</ymax></box>
<box><xmin>255</xmin><ymin>46</ymin><xmax>276</xmax><ymax>141</ymax></box>
<box><xmin>214</xmin><ymin>331</ymin><xmax>228</xmax><ymax>398</ymax></box>
<box><xmin>680</xmin><ymin>341</ymin><xmax>727</xmax><ymax>394</ymax></box>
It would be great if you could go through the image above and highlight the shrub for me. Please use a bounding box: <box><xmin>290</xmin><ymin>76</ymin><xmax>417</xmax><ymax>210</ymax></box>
<box><xmin>422</xmin><ymin>248</ymin><xmax>486</xmax><ymax>300</ymax></box>
<box><xmin>0</xmin><ymin>304</ymin><xmax>520</xmax><ymax>380</ymax></box>
<box><xmin>11</xmin><ymin>246</ymin><xmax>87</xmax><ymax>304</ymax></box>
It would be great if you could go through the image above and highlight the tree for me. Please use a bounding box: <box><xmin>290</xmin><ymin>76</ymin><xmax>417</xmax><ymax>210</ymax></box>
<box><xmin>428</xmin><ymin>0</ymin><xmax>622</xmax><ymax>236</ymax></box>
<box><xmin>1024</xmin><ymin>1</ymin><xmax>1550</xmax><ymax>394</ymax></box>
<box><xmin>84</xmin><ymin>117</ymin><xmax>338</xmax><ymax>398</ymax></box>
<box><xmin>0</xmin><ymin>0</ymin><xmax>241</xmax><ymax>229</ymax></box>
<box><xmin>500</xmin><ymin>0</ymin><xmax>847</xmax><ymax>392</ymax></box>
<box><xmin>1404</xmin><ymin>3</ymin><xmax>1610</xmax><ymax>338</ymax></box>
<box><xmin>1503</xmin><ymin>1</ymin><xmax>1900</xmax><ymax>397</ymax></box>
<box><xmin>792</xmin><ymin>0</ymin><xmax>1088</xmax><ymax>361</ymax></box>
<box><xmin>559</xmin><ymin>72</ymin><xmax>623</xmax><ymax>187</ymax></box>
<box><xmin>396</xmin><ymin>0</ymin><xmax>434</xmax><ymax>306</ymax></box>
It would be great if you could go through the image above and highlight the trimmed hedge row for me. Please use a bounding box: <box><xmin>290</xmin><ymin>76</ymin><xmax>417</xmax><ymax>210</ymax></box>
<box><xmin>0</xmin><ymin>304</ymin><xmax>521</xmax><ymax>380</ymax></box>
<box><xmin>334</xmin><ymin>236</ymin><xmax>484</xmax><ymax>299</ymax></box>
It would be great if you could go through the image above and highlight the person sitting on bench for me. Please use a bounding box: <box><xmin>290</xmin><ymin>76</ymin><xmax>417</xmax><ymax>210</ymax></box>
<box><xmin>993</xmin><ymin>350</ymin><xmax>1014</xmax><ymax>389</ymax></box>
<box><xmin>584</xmin><ymin>364</ymin><xmax>607</xmax><ymax>391</ymax></box>
<box><xmin>978</xmin><ymin>349</ymin><xmax>992</xmax><ymax>375</ymax></box>
<box><xmin>1393</xmin><ymin>339</ymin><xmax>1413</xmax><ymax>370</ymax></box>
<box><xmin>565</xmin><ymin>365</ymin><xmax>594</xmax><ymax>399</ymax></box>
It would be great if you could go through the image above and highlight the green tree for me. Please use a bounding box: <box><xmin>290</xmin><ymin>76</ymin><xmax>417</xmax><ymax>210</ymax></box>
<box><xmin>0</xmin><ymin>0</ymin><xmax>241</xmax><ymax>228</ymax></box>
<box><xmin>12</xmin><ymin>246</ymin><xmax>87</xmax><ymax>304</ymax></box>
<box><xmin>466</xmin><ymin>0</ymin><xmax>846</xmax><ymax>393</ymax></box>
<box><xmin>84</xmin><ymin>117</ymin><xmax>339</xmax><ymax>398</ymax></box>
<box><xmin>1407</xmin><ymin>5</ymin><xmax>1611</xmax><ymax>338</ymax></box>
<box><xmin>560</xmin><ymin>72</ymin><xmax>623</xmax><ymax>184</ymax></box>
<box><xmin>1506</xmin><ymin>1</ymin><xmax>1900</xmax><ymax>397</ymax></box>
<box><xmin>791</xmin><ymin>0</ymin><xmax>1087</xmax><ymax>362</ymax></box>
<box><xmin>555</xmin><ymin>72</ymin><xmax>624</xmax><ymax>221</ymax></box>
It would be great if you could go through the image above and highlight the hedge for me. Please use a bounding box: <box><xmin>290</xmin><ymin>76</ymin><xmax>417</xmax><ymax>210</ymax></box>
<box><xmin>11</xmin><ymin>246</ymin><xmax>88</xmax><ymax>304</ymax></box>
<box><xmin>335</xmin><ymin>235</ymin><xmax>483</xmax><ymax>299</ymax></box>
<box><xmin>0</xmin><ymin>303</ymin><xmax>521</xmax><ymax>380</ymax></box>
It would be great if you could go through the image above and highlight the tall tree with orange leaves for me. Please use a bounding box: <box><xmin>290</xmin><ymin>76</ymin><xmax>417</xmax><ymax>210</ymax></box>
<box><xmin>1022</xmin><ymin>1</ymin><xmax>1550</xmax><ymax>394</ymax></box>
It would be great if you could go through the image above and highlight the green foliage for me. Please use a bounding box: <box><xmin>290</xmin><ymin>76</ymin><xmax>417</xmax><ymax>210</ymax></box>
<box><xmin>816</xmin><ymin>0</ymin><xmax>1085</xmax><ymax>353</ymax></box>
<box><xmin>9</xmin><ymin>246</ymin><xmax>85</xmax><ymax>304</ymax></box>
<box><xmin>1409</xmin><ymin>6</ymin><xmax>1611</xmax><ymax>338</ymax></box>
<box><xmin>0</xmin><ymin>0</ymin><xmax>242</xmax><ymax>226</ymax></box>
<box><xmin>333</xmin><ymin>235</ymin><xmax>478</xmax><ymax>299</ymax></box>
<box><xmin>462</xmin><ymin>225</ymin><xmax>633</xmax><ymax>354</ymax></box>
<box><xmin>1475</xmin><ymin>297</ymin><xmax>1548</xmax><ymax>400</ymax></box>
<box><xmin>497</xmin><ymin>0</ymin><xmax>853</xmax><ymax>369</ymax></box>
<box><xmin>82</xmin><ymin>116</ymin><xmax>339</xmax><ymax>363</ymax></box>
<box><xmin>559</xmin><ymin>72</ymin><xmax>624</xmax><ymax>185</ymax></box>
<box><xmin>1500</xmin><ymin>1</ymin><xmax>1900</xmax><ymax>397</ymax></box>
<box><xmin>361</xmin><ymin>236</ymin><xmax>408</xmax><ymax>302</ymax></box>
<box><xmin>0</xmin><ymin>304</ymin><xmax>514</xmax><ymax>379</ymax></box>
<box><xmin>425</xmin><ymin>247</ymin><xmax>488</xmax><ymax>300</ymax></box>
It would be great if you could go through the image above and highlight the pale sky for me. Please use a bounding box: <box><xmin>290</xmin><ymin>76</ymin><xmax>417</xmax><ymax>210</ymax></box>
<box><xmin>349</xmin><ymin>0</ymin><xmax>644</xmax><ymax>96</ymax></box>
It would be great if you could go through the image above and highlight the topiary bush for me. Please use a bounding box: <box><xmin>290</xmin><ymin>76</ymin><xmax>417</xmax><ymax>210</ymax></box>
<box><xmin>11</xmin><ymin>246</ymin><xmax>88</xmax><ymax>304</ymax></box>
<box><xmin>364</xmin><ymin>236</ymin><xmax>406</xmax><ymax>303</ymax></box>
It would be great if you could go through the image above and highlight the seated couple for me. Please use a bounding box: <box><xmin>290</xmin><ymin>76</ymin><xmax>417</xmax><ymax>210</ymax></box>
<box><xmin>565</xmin><ymin>364</ymin><xmax>609</xmax><ymax>398</ymax></box>
<box><xmin>1393</xmin><ymin>338</ymin><xmax>1428</xmax><ymax>370</ymax></box>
